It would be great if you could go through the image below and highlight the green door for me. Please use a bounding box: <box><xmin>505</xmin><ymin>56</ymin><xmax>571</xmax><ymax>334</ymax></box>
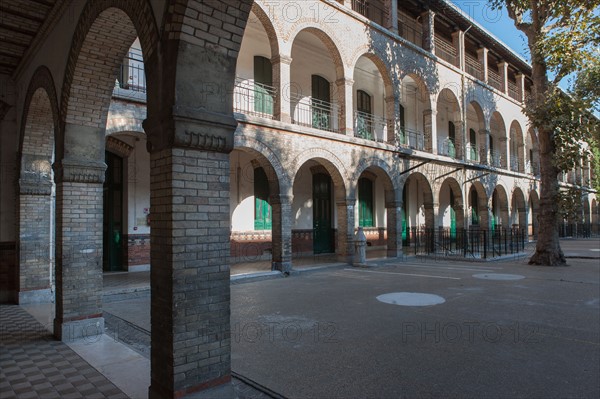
<box><xmin>358</xmin><ymin>178</ymin><xmax>374</xmax><ymax>227</ymax></box>
<box><xmin>103</xmin><ymin>151</ymin><xmax>123</xmax><ymax>272</ymax></box>
<box><xmin>313</xmin><ymin>173</ymin><xmax>333</xmax><ymax>254</ymax></box>
<box><xmin>254</xmin><ymin>167</ymin><xmax>272</xmax><ymax>230</ymax></box>
<box><xmin>254</xmin><ymin>56</ymin><xmax>273</xmax><ymax>115</ymax></box>
<box><xmin>449</xmin><ymin>190</ymin><xmax>456</xmax><ymax>240</ymax></box>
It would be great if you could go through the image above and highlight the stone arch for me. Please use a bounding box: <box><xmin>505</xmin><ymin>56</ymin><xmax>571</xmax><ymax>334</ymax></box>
<box><xmin>438</xmin><ymin>177</ymin><xmax>465</xmax><ymax>230</ymax></box>
<box><xmin>466</xmin><ymin>100</ymin><xmax>486</xmax><ymax>163</ymax></box>
<box><xmin>350</xmin><ymin>51</ymin><xmax>394</xmax><ymax>95</ymax></box>
<box><xmin>401</xmin><ymin>172</ymin><xmax>435</xmax><ymax>230</ymax></box>
<box><xmin>489</xmin><ymin>111</ymin><xmax>507</xmax><ymax>168</ymax></box>
<box><xmin>292</xmin><ymin>148</ymin><xmax>348</xmax><ymax>200</ymax></box>
<box><xmin>511</xmin><ymin>187</ymin><xmax>527</xmax><ymax>229</ymax></box>
<box><xmin>436</xmin><ymin>88</ymin><xmax>463</xmax><ymax>158</ymax></box>
<box><xmin>16</xmin><ymin>66</ymin><xmax>60</xmax><ymax>304</ymax></box>
<box><xmin>509</xmin><ymin>120</ymin><xmax>525</xmax><ymax>172</ymax></box>
<box><xmin>249</xmin><ymin>2</ymin><xmax>281</xmax><ymax>58</ymax></box>
<box><xmin>288</xmin><ymin>26</ymin><xmax>347</xmax><ymax>79</ymax></box>
<box><xmin>399</xmin><ymin>73</ymin><xmax>432</xmax><ymax>151</ymax></box>
<box><xmin>468</xmin><ymin>181</ymin><xmax>489</xmax><ymax>229</ymax></box>
<box><xmin>351</xmin><ymin>157</ymin><xmax>397</xmax><ymax>203</ymax></box>
<box><xmin>399</xmin><ymin>72</ymin><xmax>433</xmax><ymax>106</ymax></box>
<box><xmin>491</xmin><ymin>184</ymin><xmax>510</xmax><ymax>230</ymax></box>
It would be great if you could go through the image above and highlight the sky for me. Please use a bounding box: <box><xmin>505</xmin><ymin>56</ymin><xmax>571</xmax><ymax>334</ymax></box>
<box><xmin>449</xmin><ymin>1</ymin><xmax>531</xmax><ymax>63</ymax></box>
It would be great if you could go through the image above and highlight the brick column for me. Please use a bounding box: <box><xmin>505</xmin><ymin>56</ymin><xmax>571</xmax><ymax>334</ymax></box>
<box><xmin>386</xmin><ymin>202</ymin><xmax>403</xmax><ymax>258</ymax></box>
<box><xmin>452</xmin><ymin>30</ymin><xmax>465</xmax><ymax>70</ymax></box>
<box><xmin>385</xmin><ymin>95</ymin><xmax>398</xmax><ymax>143</ymax></box>
<box><xmin>336</xmin><ymin>199</ymin><xmax>355</xmax><ymax>263</ymax></box>
<box><xmin>421</xmin><ymin>10</ymin><xmax>436</xmax><ymax>54</ymax></box>
<box><xmin>498</xmin><ymin>61</ymin><xmax>509</xmax><ymax>94</ymax></box>
<box><xmin>272</xmin><ymin>55</ymin><xmax>292</xmax><ymax>123</ymax></box>
<box><xmin>271</xmin><ymin>194</ymin><xmax>292</xmax><ymax>272</ymax></box>
<box><xmin>477</xmin><ymin>47</ymin><xmax>489</xmax><ymax>84</ymax></box>
<box><xmin>423</xmin><ymin>108</ymin><xmax>437</xmax><ymax>153</ymax></box>
<box><xmin>453</xmin><ymin>120</ymin><xmax>464</xmax><ymax>159</ymax></box>
<box><xmin>18</xmin><ymin>155</ymin><xmax>53</xmax><ymax>304</ymax></box>
<box><xmin>53</xmin><ymin>157</ymin><xmax>106</xmax><ymax>341</ymax></box>
<box><xmin>479</xmin><ymin>129</ymin><xmax>490</xmax><ymax>165</ymax></box>
<box><xmin>499</xmin><ymin>136</ymin><xmax>508</xmax><ymax>168</ymax></box>
<box><xmin>336</xmin><ymin>77</ymin><xmax>355</xmax><ymax>136</ymax></box>
<box><xmin>145</xmin><ymin>113</ymin><xmax>236</xmax><ymax>398</ymax></box>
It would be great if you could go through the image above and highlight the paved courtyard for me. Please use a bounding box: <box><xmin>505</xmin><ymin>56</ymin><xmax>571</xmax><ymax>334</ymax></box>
<box><xmin>2</xmin><ymin>239</ymin><xmax>599</xmax><ymax>398</ymax></box>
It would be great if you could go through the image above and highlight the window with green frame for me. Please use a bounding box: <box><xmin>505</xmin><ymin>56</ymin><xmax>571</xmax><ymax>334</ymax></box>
<box><xmin>448</xmin><ymin>121</ymin><xmax>456</xmax><ymax>158</ymax></box>
<box><xmin>254</xmin><ymin>56</ymin><xmax>273</xmax><ymax>115</ymax></box>
<box><xmin>469</xmin><ymin>128</ymin><xmax>478</xmax><ymax>160</ymax></box>
<box><xmin>254</xmin><ymin>167</ymin><xmax>272</xmax><ymax>230</ymax></box>
<box><xmin>399</xmin><ymin>104</ymin><xmax>406</xmax><ymax>144</ymax></box>
<box><xmin>470</xmin><ymin>188</ymin><xmax>479</xmax><ymax>225</ymax></box>
<box><xmin>358</xmin><ymin>178</ymin><xmax>374</xmax><ymax>227</ymax></box>
<box><xmin>356</xmin><ymin>90</ymin><xmax>373</xmax><ymax>140</ymax></box>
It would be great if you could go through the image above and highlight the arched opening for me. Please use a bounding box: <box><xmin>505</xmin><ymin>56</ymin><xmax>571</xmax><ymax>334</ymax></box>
<box><xmin>290</xmin><ymin>29</ymin><xmax>344</xmax><ymax>133</ymax></box>
<box><xmin>436</xmin><ymin>89</ymin><xmax>462</xmax><ymax>159</ymax></box>
<box><xmin>491</xmin><ymin>185</ymin><xmax>510</xmax><ymax>230</ymax></box>
<box><xmin>352</xmin><ymin>54</ymin><xmax>391</xmax><ymax>142</ymax></box>
<box><xmin>509</xmin><ymin>121</ymin><xmax>524</xmax><ymax>172</ymax></box>
<box><xmin>489</xmin><ymin>112</ymin><xmax>507</xmax><ymax>168</ymax></box>
<box><xmin>235</xmin><ymin>7</ymin><xmax>277</xmax><ymax>118</ymax></box>
<box><xmin>466</xmin><ymin>101</ymin><xmax>485</xmax><ymax>163</ymax></box>
<box><xmin>468</xmin><ymin>182</ymin><xmax>489</xmax><ymax>229</ymax></box>
<box><xmin>399</xmin><ymin>74</ymin><xmax>429</xmax><ymax>151</ymax></box>
<box><xmin>17</xmin><ymin>78</ymin><xmax>57</xmax><ymax>304</ymax></box>
<box><xmin>438</xmin><ymin>177</ymin><xmax>465</xmax><ymax>249</ymax></box>
<box><xmin>292</xmin><ymin>158</ymin><xmax>346</xmax><ymax>261</ymax></box>
<box><xmin>525</xmin><ymin>128</ymin><xmax>540</xmax><ymax>175</ymax></box>
<box><xmin>511</xmin><ymin>188</ymin><xmax>527</xmax><ymax>230</ymax></box>
<box><xmin>401</xmin><ymin>172</ymin><xmax>434</xmax><ymax>248</ymax></box>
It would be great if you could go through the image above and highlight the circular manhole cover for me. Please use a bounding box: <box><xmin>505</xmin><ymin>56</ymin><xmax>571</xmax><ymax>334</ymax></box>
<box><xmin>376</xmin><ymin>292</ymin><xmax>446</xmax><ymax>306</ymax></box>
<box><xmin>472</xmin><ymin>273</ymin><xmax>525</xmax><ymax>281</ymax></box>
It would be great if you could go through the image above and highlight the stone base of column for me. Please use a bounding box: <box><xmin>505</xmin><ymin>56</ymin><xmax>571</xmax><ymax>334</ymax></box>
<box><xmin>272</xmin><ymin>261</ymin><xmax>292</xmax><ymax>273</ymax></box>
<box><xmin>387</xmin><ymin>248</ymin><xmax>403</xmax><ymax>258</ymax></box>
<box><xmin>337</xmin><ymin>254</ymin><xmax>353</xmax><ymax>264</ymax></box>
<box><xmin>149</xmin><ymin>376</ymin><xmax>233</xmax><ymax>399</ymax></box>
<box><xmin>54</xmin><ymin>316</ymin><xmax>104</xmax><ymax>342</ymax></box>
<box><xmin>18</xmin><ymin>288</ymin><xmax>53</xmax><ymax>304</ymax></box>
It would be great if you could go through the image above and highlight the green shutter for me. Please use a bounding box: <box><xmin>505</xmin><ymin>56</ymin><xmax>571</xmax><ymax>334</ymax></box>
<box><xmin>358</xmin><ymin>178</ymin><xmax>374</xmax><ymax>227</ymax></box>
<box><xmin>312</xmin><ymin>75</ymin><xmax>331</xmax><ymax>130</ymax></box>
<box><xmin>399</xmin><ymin>104</ymin><xmax>406</xmax><ymax>144</ymax></box>
<box><xmin>254</xmin><ymin>56</ymin><xmax>273</xmax><ymax>115</ymax></box>
<box><xmin>254</xmin><ymin>167</ymin><xmax>272</xmax><ymax>230</ymax></box>
<box><xmin>448</xmin><ymin>121</ymin><xmax>456</xmax><ymax>158</ymax></box>
<box><xmin>469</xmin><ymin>128</ymin><xmax>477</xmax><ymax>160</ymax></box>
<box><xmin>449</xmin><ymin>190</ymin><xmax>456</xmax><ymax>239</ymax></box>
<box><xmin>356</xmin><ymin>90</ymin><xmax>373</xmax><ymax>140</ymax></box>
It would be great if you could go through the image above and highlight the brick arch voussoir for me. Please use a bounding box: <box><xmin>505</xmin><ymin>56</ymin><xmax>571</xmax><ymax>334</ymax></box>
<box><xmin>287</xmin><ymin>25</ymin><xmax>348</xmax><ymax>79</ymax></box>
<box><xmin>353</xmin><ymin>157</ymin><xmax>397</xmax><ymax>203</ymax></box>
<box><xmin>292</xmin><ymin>148</ymin><xmax>348</xmax><ymax>199</ymax></box>
<box><xmin>250</xmin><ymin>2</ymin><xmax>280</xmax><ymax>58</ymax></box>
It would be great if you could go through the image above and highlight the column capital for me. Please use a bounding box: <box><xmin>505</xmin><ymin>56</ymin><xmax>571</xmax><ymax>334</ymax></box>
<box><xmin>271</xmin><ymin>54</ymin><xmax>292</xmax><ymax>65</ymax></box>
<box><xmin>423</xmin><ymin>108</ymin><xmax>437</xmax><ymax>117</ymax></box>
<box><xmin>144</xmin><ymin>112</ymin><xmax>237</xmax><ymax>154</ymax></box>
<box><xmin>54</xmin><ymin>158</ymin><xmax>107</xmax><ymax>184</ymax></box>
<box><xmin>19</xmin><ymin>178</ymin><xmax>52</xmax><ymax>195</ymax></box>
<box><xmin>336</xmin><ymin>77</ymin><xmax>355</xmax><ymax>87</ymax></box>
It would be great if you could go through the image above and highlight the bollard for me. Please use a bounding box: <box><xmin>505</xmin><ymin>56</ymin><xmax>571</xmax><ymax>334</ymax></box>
<box><xmin>353</xmin><ymin>227</ymin><xmax>367</xmax><ymax>267</ymax></box>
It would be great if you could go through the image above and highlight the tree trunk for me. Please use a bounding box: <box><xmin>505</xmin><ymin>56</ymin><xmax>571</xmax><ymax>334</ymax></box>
<box><xmin>528</xmin><ymin>29</ymin><xmax>567</xmax><ymax>266</ymax></box>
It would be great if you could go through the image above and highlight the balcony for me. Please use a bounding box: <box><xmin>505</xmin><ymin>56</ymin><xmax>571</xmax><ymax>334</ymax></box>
<box><xmin>508</xmin><ymin>81</ymin><xmax>521</xmax><ymax>102</ymax></box>
<box><xmin>354</xmin><ymin>110</ymin><xmax>388</xmax><ymax>143</ymax></box>
<box><xmin>351</xmin><ymin>0</ymin><xmax>387</xmax><ymax>26</ymax></box>
<box><xmin>114</xmin><ymin>47</ymin><xmax>146</xmax><ymax>101</ymax></box>
<box><xmin>488</xmin><ymin>69</ymin><xmax>503</xmax><ymax>92</ymax></box>
<box><xmin>396</xmin><ymin>128</ymin><xmax>425</xmax><ymax>151</ymax></box>
<box><xmin>398</xmin><ymin>11</ymin><xmax>422</xmax><ymax>47</ymax></box>
<box><xmin>466</xmin><ymin>143</ymin><xmax>479</xmax><ymax>162</ymax></box>
<box><xmin>233</xmin><ymin>78</ymin><xmax>276</xmax><ymax>119</ymax></box>
<box><xmin>434</xmin><ymin>35</ymin><xmax>458</xmax><ymax>67</ymax></box>
<box><xmin>438</xmin><ymin>138</ymin><xmax>457</xmax><ymax>159</ymax></box>
<box><xmin>291</xmin><ymin>95</ymin><xmax>340</xmax><ymax>133</ymax></box>
<box><xmin>465</xmin><ymin>54</ymin><xmax>483</xmax><ymax>81</ymax></box>
<box><xmin>490</xmin><ymin>150</ymin><xmax>503</xmax><ymax>168</ymax></box>
<box><xmin>510</xmin><ymin>155</ymin><xmax>522</xmax><ymax>173</ymax></box>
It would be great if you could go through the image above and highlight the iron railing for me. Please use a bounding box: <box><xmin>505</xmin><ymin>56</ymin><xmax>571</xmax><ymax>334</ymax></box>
<box><xmin>489</xmin><ymin>149</ymin><xmax>504</xmax><ymax>168</ymax></box>
<box><xmin>510</xmin><ymin>154</ymin><xmax>522</xmax><ymax>173</ymax></box>
<box><xmin>508</xmin><ymin>81</ymin><xmax>521</xmax><ymax>102</ymax></box>
<box><xmin>434</xmin><ymin>35</ymin><xmax>458</xmax><ymax>67</ymax></box>
<box><xmin>398</xmin><ymin>12</ymin><xmax>422</xmax><ymax>47</ymax></box>
<box><xmin>437</xmin><ymin>137</ymin><xmax>457</xmax><ymax>158</ymax></box>
<box><xmin>403</xmin><ymin>227</ymin><xmax>528</xmax><ymax>259</ymax></box>
<box><xmin>352</xmin><ymin>0</ymin><xmax>388</xmax><ymax>26</ymax></box>
<box><xmin>395</xmin><ymin>127</ymin><xmax>425</xmax><ymax>151</ymax></box>
<box><xmin>233</xmin><ymin>78</ymin><xmax>276</xmax><ymax>119</ymax></box>
<box><xmin>354</xmin><ymin>110</ymin><xmax>388</xmax><ymax>142</ymax></box>
<box><xmin>466</xmin><ymin>143</ymin><xmax>479</xmax><ymax>162</ymax></box>
<box><xmin>488</xmin><ymin>69</ymin><xmax>504</xmax><ymax>92</ymax></box>
<box><xmin>291</xmin><ymin>95</ymin><xmax>340</xmax><ymax>133</ymax></box>
<box><xmin>115</xmin><ymin>47</ymin><xmax>146</xmax><ymax>94</ymax></box>
<box><xmin>465</xmin><ymin>54</ymin><xmax>483</xmax><ymax>81</ymax></box>
<box><xmin>559</xmin><ymin>223</ymin><xmax>600</xmax><ymax>238</ymax></box>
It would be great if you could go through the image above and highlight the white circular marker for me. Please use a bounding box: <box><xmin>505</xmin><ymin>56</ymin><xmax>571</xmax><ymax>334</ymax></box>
<box><xmin>473</xmin><ymin>273</ymin><xmax>525</xmax><ymax>281</ymax></box>
<box><xmin>376</xmin><ymin>292</ymin><xmax>446</xmax><ymax>306</ymax></box>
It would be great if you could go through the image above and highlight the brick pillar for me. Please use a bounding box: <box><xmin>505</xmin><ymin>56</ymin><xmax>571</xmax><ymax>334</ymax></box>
<box><xmin>385</xmin><ymin>95</ymin><xmax>398</xmax><ymax>143</ymax></box>
<box><xmin>479</xmin><ymin>129</ymin><xmax>490</xmax><ymax>165</ymax></box>
<box><xmin>271</xmin><ymin>194</ymin><xmax>292</xmax><ymax>272</ymax></box>
<box><xmin>423</xmin><ymin>108</ymin><xmax>436</xmax><ymax>153</ymax></box>
<box><xmin>386</xmin><ymin>202</ymin><xmax>403</xmax><ymax>258</ymax></box>
<box><xmin>18</xmin><ymin>155</ymin><xmax>53</xmax><ymax>304</ymax></box>
<box><xmin>499</xmin><ymin>136</ymin><xmax>508</xmax><ymax>168</ymax></box>
<box><xmin>452</xmin><ymin>30</ymin><xmax>464</xmax><ymax>70</ymax></box>
<box><xmin>336</xmin><ymin>77</ymin><xmax>355</xmax><ymax>136</ymax></box>
<box><xmin>53</xmin><ymin>157</ymin><xmax>106</xmax><ymax>341</ymax></box>
<box><xmin>336</xmin><ymin>199</ymin><xmax>355</xmax><ymax>263</ymax></box>
<box><xmin>453</xmin><ymin>120</ymin><xmax>464</xmax><ymax>159</ymax></box>
<box><xmin>477</xmin><ymin>47</ymin><xmax>489</xmax><ymax>84</ymax></box>
<box><xmin>498</xmin><ymin>61</ymin><xmax>509</xmax><ymax>94</ymax></box>
<box><xmin>421</xmin><ymin>10</ymin><xmax>436</xmax><ymax>54</ymax></box>
<box><xmin>272</xmin><ymin>55</ymin><xmax>292</xmax><ymax>123</ymax></box>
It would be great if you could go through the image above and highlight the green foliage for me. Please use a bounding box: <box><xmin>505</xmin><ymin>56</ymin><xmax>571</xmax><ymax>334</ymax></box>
<box><xmin>558</xmin><ymin>186</ymin><xmax>584</xmax><ymax>222</ymax></box>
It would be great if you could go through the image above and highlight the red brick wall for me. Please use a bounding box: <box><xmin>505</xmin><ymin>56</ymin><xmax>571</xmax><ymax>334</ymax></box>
<box><xmin>124</xmin><ymin>234</ymin><xmax>150</xmax><ymax>266</ymax></box>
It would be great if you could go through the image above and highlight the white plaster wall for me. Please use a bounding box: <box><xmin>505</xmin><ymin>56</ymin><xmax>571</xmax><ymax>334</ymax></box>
<box><xmin>230</xmin><ymin>151</ymin><xmax>257</xmax><ymax>232</ymax></box>
<box><xmin>118</xmin><ymin>135</ymin><xmax>150</xmax><ymax>235</ymax></box>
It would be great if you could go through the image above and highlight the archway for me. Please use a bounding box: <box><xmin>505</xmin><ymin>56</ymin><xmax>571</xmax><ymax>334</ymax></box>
<box><xmin>509</xmin><ymin>121</ymin><xmax>524</xmax><ymax>172</ymax></box>
<box><xmin>436</xmin><ymin>88</ymin><xmax>462</xmax><ymax>159</ymax></box>
<box><xmin>401</xmin><ymin>172</ymin><xmax>434</xmax><ymax>249</ymax></box>
<box><xmin>466</xmin><ymin>101</ymin><xmax>485</xmax><ymax>163</ymax></box>
<box><xmin>399</xmin><ymin>74</ymin><xmax>429</xmax><ymax>151</ymax></box>
<box><xmin>491</xmin><ymin>185</ymin><xmax>510</xmax><ymax>230</ymax></box>
<box><xmin>468</xmin><ymin>182</ymin><xmax>489</xmax><ymax>229</ymax></box>
<box><xmin>511</xmin><ymin>187</ymin><xmax>527</xmax><ymax>230</ymax></box>
<box><xmin>489</xmin><ymin>111</ymin><xmax>507</xmax><ymax>168</ymax></box>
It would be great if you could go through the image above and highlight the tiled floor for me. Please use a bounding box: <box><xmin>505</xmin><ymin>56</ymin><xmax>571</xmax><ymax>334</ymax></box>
<box><xmin>0</xmin><ymin>305</ymin><xmax>127</xmax><ymax>399</ymax></box>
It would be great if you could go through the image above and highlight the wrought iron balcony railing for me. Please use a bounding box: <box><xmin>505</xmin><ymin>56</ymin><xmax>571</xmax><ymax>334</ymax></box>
<box><xmin>354</xmin><ymin>110</ymin><xmax>387</xmax><ymax>142</ymax></box>
<box><xmin>233</xmin><ymin>78</ymin><xmax>276</xmax><ymax>119</ymax></box>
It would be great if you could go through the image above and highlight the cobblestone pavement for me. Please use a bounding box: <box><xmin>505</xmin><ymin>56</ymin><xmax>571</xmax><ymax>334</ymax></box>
<box><xmin>0</xmin><ymin>305</ymin><xmax>127</xmax><ymax>399</ymax></box>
